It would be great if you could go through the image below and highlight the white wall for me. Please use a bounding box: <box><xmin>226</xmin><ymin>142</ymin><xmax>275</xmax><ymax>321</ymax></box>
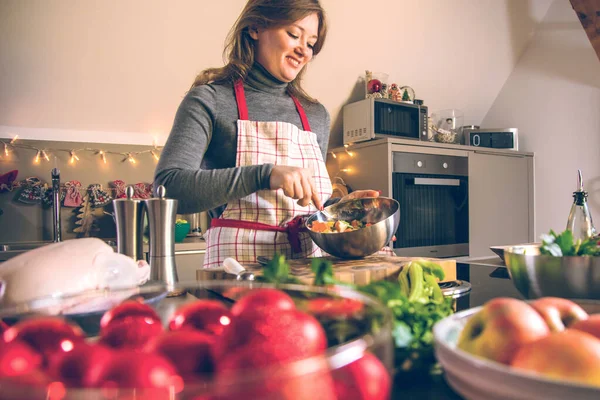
<box><xmin>482</xmin><ymin>0</ymin><xmax>600</xmax><ymax>237</ymax></box>
<box><xmin>0</xmin><ymin>0</ymin><xmax>552</xmax><ymax>146</ymax></box>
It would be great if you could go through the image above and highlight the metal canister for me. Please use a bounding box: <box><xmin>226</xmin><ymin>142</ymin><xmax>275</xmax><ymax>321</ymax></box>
<box><xmin>112</xmin><ymin>186</ymin><xmax>145</xmax><ymax>261</ymax></box>
<box><xmin>144</xmin><ymin>185</ymin><xmax>182</xmax><ymax>295</ymax></box>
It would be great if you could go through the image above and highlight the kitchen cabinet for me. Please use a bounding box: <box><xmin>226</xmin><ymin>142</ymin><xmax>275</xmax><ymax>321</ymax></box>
<box><xmin>468</xmin><ymin>150</ymin><xmax>534</xmax><ymax>257</ymax></box>
<box><xmin>175</xmin><ymin>249</ymin><xmax>206</xmax><ymax>282</ymax></box>
<box><xmin>326</xmin><ymin>138</ymin><xmax>535</xmax><ymax>258</ymax></box>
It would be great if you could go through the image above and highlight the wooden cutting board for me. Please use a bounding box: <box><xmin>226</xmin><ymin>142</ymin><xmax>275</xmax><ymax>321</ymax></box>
<box><xmin>197</xmin><ymin>255</ymin><xmax>456</xmax><ymax>285</ymax></box>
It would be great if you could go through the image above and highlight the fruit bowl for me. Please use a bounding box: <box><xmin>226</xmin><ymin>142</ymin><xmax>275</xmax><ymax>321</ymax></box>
<box><xmin>433</xmin><ymin>300</ymin><xmax>600</xmax><ymax>400</ymax></box>
<box><xmin>0</xmin><ymin>281</ymin><xmax>394</xmax><ymax>399</ymax></box>
<box><xmin>504</xmin><ymin>244</ymin><xmax>600</xmax><ymax>299</ymax></box>
<box><xmin>306</xmin><ymin>197</ymin><xmax>400</xmax><ymax>258</ymax></box>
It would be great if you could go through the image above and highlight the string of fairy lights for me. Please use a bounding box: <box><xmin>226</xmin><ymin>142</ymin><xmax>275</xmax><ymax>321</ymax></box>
<box><xmin>0</xmin><ymin>135</ymin><xmax>162</xmax><ymax>166</ymax></box>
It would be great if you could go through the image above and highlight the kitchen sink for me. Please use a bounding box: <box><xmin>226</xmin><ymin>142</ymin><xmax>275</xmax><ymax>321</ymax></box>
<box><xmin>0</xmin><ymin>242</ymin><xmax>54</xmax><ymax>252</ymax></box>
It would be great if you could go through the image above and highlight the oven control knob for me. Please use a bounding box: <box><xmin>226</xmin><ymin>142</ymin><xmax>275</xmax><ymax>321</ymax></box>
<box><xmin>443</xmin><ymin>162</ymin><xmax>448</xmax><ymax>169</ymax></box>
<box><xmin>417</xmin><ymin>161</ymin><xmax>423</xmax><ymax>168</ymax></box>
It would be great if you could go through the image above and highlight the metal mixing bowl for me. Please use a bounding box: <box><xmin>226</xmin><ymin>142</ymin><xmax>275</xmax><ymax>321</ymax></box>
<box><xmin>504</xmin><ymin>244</ymin><xmax>600</xmax><ymax>299</ymax></box>
<box><xmin>306</xmin><ymin>197</ymin><xmax>400</xmax><ymax>259</ymax></box>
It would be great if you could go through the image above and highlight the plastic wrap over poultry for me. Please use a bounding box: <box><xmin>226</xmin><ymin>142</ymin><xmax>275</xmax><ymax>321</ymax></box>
<box><xmin>0</xmin><ymin>238</ymin><xmax>150</xmax><ymax>306</ymax></box>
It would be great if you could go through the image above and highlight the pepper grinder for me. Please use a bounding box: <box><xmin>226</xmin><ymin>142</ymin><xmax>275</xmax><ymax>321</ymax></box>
<box><xmin>113</xmin><ymin>186</ymin><xmax>145</xmax><ymax>261</ymax></box>
<box><xmin>144</xmin><ymin>185</ymin><xmax>185</xmax><ymax>296</ymax></box>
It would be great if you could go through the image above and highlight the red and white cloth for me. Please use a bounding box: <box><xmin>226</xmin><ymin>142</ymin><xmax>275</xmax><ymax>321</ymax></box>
<box><xmin>203</xmin><ymin>80</ymin><xmax>333</xmax><ymax>268</ymax></box>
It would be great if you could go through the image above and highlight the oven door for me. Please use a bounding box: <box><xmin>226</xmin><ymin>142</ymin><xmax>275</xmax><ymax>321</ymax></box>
<box><xmin>392</xmin><ymin>172</ymin><xmax>469</xmax><ymax>258</ymax></box>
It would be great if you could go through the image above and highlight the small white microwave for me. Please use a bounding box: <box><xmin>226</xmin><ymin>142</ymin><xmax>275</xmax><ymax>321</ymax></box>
<box><xmin>342</xmin><ymin>98</ymin><xmax>428</xmax><ymax>145</ymax></box>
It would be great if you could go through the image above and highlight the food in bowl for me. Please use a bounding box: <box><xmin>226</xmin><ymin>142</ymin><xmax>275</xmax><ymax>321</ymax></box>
<box><xmin>309</xmin><ymin>219</ymin><xmax>370</xmax><ymax>233</ymax></box>
<box><xmin>453</xmin><ymin>296</ymin><xmax>600</xmax><ymax>389</ymax></box>
<box><xmin>0</xmin><ymin>282</ymin><xmax>393</xmax><ymax>399</ymax></box>
<box><xmin>306</xmin><ymin>197</ymin><xmax>400</xmax><ymax>258</ymax></box>
<box><xmin>504</xmin><ymin>229</ymin><xmax>600</xmax><ymax>300</ymax></box>
<box><xmin>434</xmin><ymin>298</ymin><xmax>600</xmax><ymax>400</ymax></box>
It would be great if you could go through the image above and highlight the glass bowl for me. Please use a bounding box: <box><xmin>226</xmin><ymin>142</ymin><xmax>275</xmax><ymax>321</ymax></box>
<box><xmin>0</xmin><ymin>280</ymin><xmax>393</xmax><ymax>399</ymax></box>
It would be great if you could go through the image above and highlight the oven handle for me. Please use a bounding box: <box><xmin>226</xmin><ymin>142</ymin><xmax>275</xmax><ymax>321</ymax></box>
<box><xmin>412</xmin><ymin>177</ymin><xmax>461</xmax><ymax>186</ymax></box>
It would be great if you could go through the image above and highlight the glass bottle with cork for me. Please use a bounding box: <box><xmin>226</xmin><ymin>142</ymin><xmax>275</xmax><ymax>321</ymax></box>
<box><xmin>566</xmin><ymin>169</ymin><xmax>596</xmax><ymax>240</ymax></box>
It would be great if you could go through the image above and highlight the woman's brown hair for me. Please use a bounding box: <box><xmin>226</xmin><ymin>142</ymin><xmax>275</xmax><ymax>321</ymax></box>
<box><xmin>191</xmin><ymin>0</ymin><xmax>327</xmax><ymax>103</ymax></box>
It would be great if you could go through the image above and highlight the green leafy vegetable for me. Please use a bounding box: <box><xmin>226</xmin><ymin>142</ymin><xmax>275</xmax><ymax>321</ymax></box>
<box><xmin>257</xmin><ymin>253</ymin><xmax>304</xmax><ymax>285</ymax></box>
<box><xmin>540</xmin><ymin>229</ymin><xmax>600</xmax><ymax>256</ymax></box>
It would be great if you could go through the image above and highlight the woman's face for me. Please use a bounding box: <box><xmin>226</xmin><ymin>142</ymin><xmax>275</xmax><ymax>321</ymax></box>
<box><xmin>250</xmin><ymin>13</ymin><xmax>319</xmax><ymax>82</ymax></box>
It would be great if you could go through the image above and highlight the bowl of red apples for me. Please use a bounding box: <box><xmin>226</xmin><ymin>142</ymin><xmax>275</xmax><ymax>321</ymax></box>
<box><xmin>0</xmin><ymin>281</ymin><xmax>393</xmax><ymax>400</ymax></box>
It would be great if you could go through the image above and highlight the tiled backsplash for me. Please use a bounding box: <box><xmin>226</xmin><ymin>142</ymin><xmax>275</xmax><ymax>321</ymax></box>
<box><xmin>0</xmin><ymin>138</ymin><xmax>157</xmax><ymax>243</ymax></box>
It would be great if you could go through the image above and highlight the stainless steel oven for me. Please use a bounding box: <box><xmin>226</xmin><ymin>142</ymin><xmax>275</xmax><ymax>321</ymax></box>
<box><xmin>392</xmin><ymin>152</ymin><xmax>469</xmax><ymax>258</ymax></box>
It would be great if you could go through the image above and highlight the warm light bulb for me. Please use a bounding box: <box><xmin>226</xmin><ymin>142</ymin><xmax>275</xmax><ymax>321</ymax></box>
<box><xmin>331</xmin><ymin>152</ymin><xmax>337</xmax><ymax>159</ymax></box>
<box><xmin>69</xmin><ymin>151</ymin><xmax>79</xmax><ymax>164</ymax></box>
<box><xmin>150</xmin><ymin>150</ymin><xmax>159</xmax><ymax>161</ymax></box>
<box><xmin>34</xmin><ymin>150</ymin><xmax>41</xmax><ymax>164</ymax></box>
<box><xmin>344</xmin><ymin>145</ymin><xmax>354</xmax><ymax>157</ymax></box>
<box><xmin>99</xmin><ymin>150</ymin><xmax>107</xmax><ymax>164</ymax></box>
<box><xmin>41</xmin><ymin>150</ymin><xmax>50</xmax><ymax>162</ymax></box>
<box><xmin>4</xmin><ymin>143</ymin><xmax>9</xmax><ymax>157</ymax></box>
<box><xmin>128</xmin><ymin>153</ymin><xmax>137</xmax><ymax>164</ymax></box>
<box><xmin>10</xmin><ymin>135</ymin><xmax>18</xmax><ymax>144</ymax></box>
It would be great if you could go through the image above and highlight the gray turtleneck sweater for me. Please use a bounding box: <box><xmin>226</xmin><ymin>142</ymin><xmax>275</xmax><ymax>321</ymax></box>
<box><xmin>154</xmin><ymin>63</ymin><xmax>331</xmax><ymax>218</ymax></box>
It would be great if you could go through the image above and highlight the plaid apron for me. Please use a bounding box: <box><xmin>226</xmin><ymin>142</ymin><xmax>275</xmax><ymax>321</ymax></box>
<box><xmin>202</xmin><ymin>80</ymin><xmax>333</xmax><ymax>268</ymax></box>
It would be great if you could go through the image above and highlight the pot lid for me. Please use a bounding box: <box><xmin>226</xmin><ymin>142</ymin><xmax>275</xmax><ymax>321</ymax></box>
<box><xmin>439</xmin><ymin>280</ymin><xmax>472</xmax><ymax>298</ymax></box>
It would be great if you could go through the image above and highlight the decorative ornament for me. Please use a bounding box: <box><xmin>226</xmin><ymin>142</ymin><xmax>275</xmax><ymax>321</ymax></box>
<box><xmin>133</xmin><ymin>182</ymin><xmax>153</xmax><ymax>199</ymax></box>
<box><xmin>73</xmin><ymin>194</ymin><xmax>103</xmax><ymax>237</ymax></box>
<box><xmin>111</xmin><ymin>180</ymin><xmax>127</xmax><ymax>199</ymax></box>
<box><xmin>388</xmin><ymin>84</ymin><xmax>401</xmax><ymax>102</ymax></box>
<box><xmin>17</xmin><ymin>177</ymin><xmax>44</xmax><ymax>204</ymax></box>
<box><xmin>41</xmin><ymin>184</ymin><xmax>66</xmax><ymax>207</ymax></box>
<box><xmin>88</xmin><ymin>184</ymin><xmax>112</xmax><ymax>207</ymax></box>
<box><xmin>0</xmin><ymin>170</ymin><xmax>18</xmax><ymax>193</ymax></box>
<box><xmin>399</xmin><ymin>86</ymin><xmax>415</xmax><ymax>103</ymax></box>
<box><xmin>63</xmin><ymin>181</ymin><xmax>84</xmax><ymax>208</ymax></box>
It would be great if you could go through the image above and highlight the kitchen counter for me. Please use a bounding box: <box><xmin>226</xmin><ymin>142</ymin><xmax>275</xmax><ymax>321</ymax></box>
<box><xmin>168</xmin><ymin>258</ymin><xmax>521</xmax><ymax>399</ymax></box>
<box><xmin>0</xmin><ymin>236</ymin><xmax>207</xmax><ymax>262</ymax></box>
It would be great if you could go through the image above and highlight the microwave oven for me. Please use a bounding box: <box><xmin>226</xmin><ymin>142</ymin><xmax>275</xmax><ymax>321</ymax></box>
<box><xmin>343</xmin><ymin>98</ymin><xmax>428</xmax><ymax>145</ymax></box>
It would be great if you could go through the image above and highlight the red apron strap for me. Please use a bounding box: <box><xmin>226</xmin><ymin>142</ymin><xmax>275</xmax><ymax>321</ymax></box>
<box><xmin>233</xmin><ymin>80</ymin><xmax>249</xmax><ymax>120</ymax></box>
<box><xmin>290</xmin><ymin>95</ymin><xmax>311</xmax><ymax>132</ymax></box>
<box><xmin>234</xmin><ymin>79</ymin><xmax>311</xmax><ymax>131</ymax></box>
<box><xmin>211</xmin><ymin>216</ymin><xmax>307</xmax><ymax>253</ymax></box>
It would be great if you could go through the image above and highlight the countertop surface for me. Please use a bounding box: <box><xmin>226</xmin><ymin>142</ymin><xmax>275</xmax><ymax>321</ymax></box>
<box><xmin>165</xmin><ymin>257</ymin><xmax>521</xmax><ymax>399</ymax></box>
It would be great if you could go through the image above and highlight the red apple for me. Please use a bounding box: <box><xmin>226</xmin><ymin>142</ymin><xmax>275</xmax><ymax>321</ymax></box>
<box><xmin>89</xmin><ymin>351</ymin><xmax>179</xmax><ymax>389</ymax></box>
<box><xmin>230</xmin><ymin>288</ymin><xmax>296</xmax><ymax>317</ymax></box>
<box><xmin>217</xmin><ymin>308</ymin><xmax>326</xmax><ymax>359</ymax></box>
<box><xmin>168</xmin><ymin>300</ymin><xmax>232</xmax><ymax>336</ymax></box>
<box><xmin>99</xmin><ymin>315</ymin><xmax>163</xmax><ymax>350</ymax></box>
<box><xmin>100</xmin><ymin>299</ymin><xmax>161</xmax><ymax>329</ymax></box>
<box><xmin>530</xmin><ymin>297</ymin><xmax>589</xmax><ymax>332</ymax></box>
<box><xmin>571</xmin><ymin>314</ymin><xmax>600</xmax><ymax>339</ymax></box>
<box><xmin>47</xmin><ymin>342</ymin><xmax>114</xmax><ymax>387</ymax></box>
<box><xmin>332</xmin><ymin>352</ymin><xmax>391</xmax><ymax>400</ymax></box>
<box><xmin>145</xmin><ymin>330</ymin><xmax>215</xmax><ymax>377</ymax></box>
<box><xmin>367</xmin><ymin>79</ymin><xmax>382</xmax><ymax>94</ymax></box>
<box><xmin>511</xmin><ymin>329</ymin><xmax>600</xmax><ymax>387</ymax></box>
<box><xmin>0</xmin><ymin>340</ymin><xmax>42</xmax><ymax>377</ymax></box>
<box><xmin>3</xmin><ymin>317</ymin><xmax>85</xmax><ymax>365</ymax></box>
<box><xmin>306</xmin><ymin>297</ymin><xmax>364</xmax><ymax>318</ymax></box>
<box><xmin>216</xmin><ymin>342</ymin><xmax>336</xmax><ymax>400</ymax></box>
<box><xmin>457</xmin><ymin>297</ymin><xmax>550</xmax><ymax>364</ymax></box>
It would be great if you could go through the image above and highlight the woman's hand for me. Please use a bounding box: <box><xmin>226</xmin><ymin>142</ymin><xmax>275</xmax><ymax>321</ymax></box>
<box><xmin>339</xmin><ymin>189</ymin><xmax>380</xmax><ymax>202</ymax></box>
<box><xmin>270</xmin><ymin>166</ymin><xmax>323</xmax><ymax>209</ymax></box>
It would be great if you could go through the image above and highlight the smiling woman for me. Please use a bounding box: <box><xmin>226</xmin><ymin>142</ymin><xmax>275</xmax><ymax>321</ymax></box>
<box><xmin>154</xmin><ymin>0</ymin><xmax>381</xmax><ymax>269</ymax></box>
